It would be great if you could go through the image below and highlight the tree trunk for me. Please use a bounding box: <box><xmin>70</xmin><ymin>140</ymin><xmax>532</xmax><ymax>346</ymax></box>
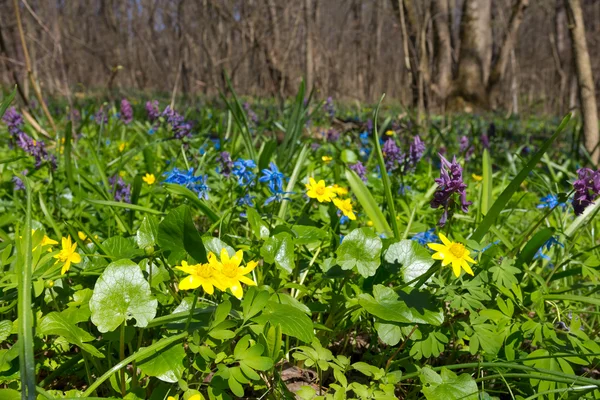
<box><xmin>431</xmin><ymin>0</ymin><xmax>452</xmax><ymax>101</ymax></box>
<box><xmin>565</xmin><ymin>0</ymin><xmax>599</xmax><ymax>164</ymax></box>
<box><xmin>452</xmin><ymin>0</ymin><xmax>492</xmax><ymax>109</ymax></box>
<box><xmin>487</xmin><ymin>0</ymin><xmax>529</xmax><ymax>108</ymax></box>
<box><xmin>304</xmin><ymin>0</ymin><xmax>314</xmax><ymax>93</ymax></box>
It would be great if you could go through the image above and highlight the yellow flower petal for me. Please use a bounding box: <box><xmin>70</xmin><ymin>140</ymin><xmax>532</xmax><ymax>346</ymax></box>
<box><xmin>438</xmin><ymin>233</ymin><xmax>451</xmax><ymax>246</ymax></box>
<box><xmin>179</xmin><ymin>275</ymin><xmax>202</xmax><ymax>290</ymax></box>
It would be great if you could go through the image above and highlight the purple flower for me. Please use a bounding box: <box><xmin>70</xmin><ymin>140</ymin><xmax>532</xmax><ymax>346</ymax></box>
<box><xmin>120</xmin><ymin>98</ymin><xmax>133</xmax><ymax>125</ymax></box>
<box><xmin>350</xmin><ymin>161</ymin><xmax>367</xmax><ymax>182</ymax></box>
<box><xmin>161</xmin><ymin>106</ymin><xmax>191</xmax><ymax>139</ymax></box>
<box><xmin>13</xmin><ymin>169</ymin><xmax>28</xmax><ymax>191</ymax></box>
<box><xmin>109</xmin><ymin>175</ymin><xmax>131</xmax><ymax>203</ymax></box>
<box><xmin>243</xmin><ymin>102</ymin><xmax>258</xmax><ymax>125</ymax></box>
<box><xmin>2</xmin><ymin>107</ymin><xmax>24</xmax><ymax>137</ymax></box>
<box><xmin>217</xmin><ymin>151</ymin><xmax>233</xmax><ymax>177</ymax></box>
<box><xmin>94</xmin><ymin>107</ymin><xmax>108</xmax><ymax>125</ymax></box>
<box><xmin>16</xmin><ymin>132</ymin><xmax>55</xmax><ymax>168</ymax></box>
<box><xmin>324</xmin><ymin>96</ymin><xmax>335</xmax><ymax>119</ymax></box>
<box><xmin>430</xmin><ymin>154</ymin><xmax>472</xmax><ymax>226</ymax></box>
<box><xmin>481</xmin><ymin>134</ymin><xmax>489</xmax><ymax>149</ymax></box>
<box><xmin>382</xmin><ymin>138</ymin><xmax>403</xmax><ymax>172</ymax></box>
<box><xmin>572</xmin><ymin>167</ymin><xmax>600</xmax><ymax>215</ymax></box>
<box><xmin>326</xmin><ymin>128</ymin><xmax>340</xmax><ymax>142</ymax></box>
<box><xmin>146</xmin><ymin>100</ymin><xmax>160</xmax><ymax>122</ymax></box>
<box><xmin>460</xmin><ymin>135</ymin><xmax>474</xmax><ymax>161</ymax></box>
<box><xmin>407</xmin><ymin>135</ymin><xmax>426</xmax><ymax>169</ymax></box>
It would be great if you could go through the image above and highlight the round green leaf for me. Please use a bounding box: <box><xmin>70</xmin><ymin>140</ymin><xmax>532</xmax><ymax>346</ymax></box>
<box><xmin>336</xmin><ymin>228</ymin><xmax>382</xmax><ymax>277</ymax></box>
<box><xmin>138</xmin><ymin>343</ymin><xmax>185</xmax><ymax>383</ymax></box>
<box><xmin>90</xmin><ymin>259</ymin><xmax>157</xmax><ymax>333</ymax></box>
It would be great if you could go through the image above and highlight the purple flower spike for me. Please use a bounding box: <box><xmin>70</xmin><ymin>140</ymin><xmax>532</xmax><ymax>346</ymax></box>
<box><xmin>217</xmin><ymin>151</ymin><xmax>233</xmax><ymax>177</ymax></box>
<box><xmin>408</xmin><ymin>135</ymin><xmax>426</xmax><ymax>169</ymax></box>
<box><xmin>146</xmin><ymin>100</ymin><xmax>160</xmax><ymax>122</ymax></box>
<box><xmin>2</xmin><ymin>107</ymin><xmax>24</xmax><ymax>137</ymax></box>
<box><xmin>430</xmin><ymin>154</ymin><xmax>471</xmax><ymax>226</ymax></box>
<box><xmin>350</xmin><ymin>161</ymin><xmax>368</xmax><ymax>182</ymax></box>
<box><xmin>109</xmin><ymin>175</ymin><xmax>132</xmax><ymax>203</ymax></box>
<box><xmin>120</xmin><ymin>99</ymin><xmax>133</xmax><ymax>125</ymax></box>
<box><xmin>572</xmin><ymin>167</ymin><xmax>600</xmax><ymax>216</ymax></box>
<box><xmin>382</xmin><ymin>138</ymin><xmax>403</xmax><ymax>172</ymax></box>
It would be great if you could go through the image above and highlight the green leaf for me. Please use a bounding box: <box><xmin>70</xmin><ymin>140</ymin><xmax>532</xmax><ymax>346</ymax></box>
<box><xmin>135</xmin><ymin>215</ymin><xmax>158</xmax><ymax>249</ymax></box>
<box><xmin>157</xmin><ymin>205</ymin><xmax>207</xmax><ymax>264</ymax></box>
<box><xmin>419</xmin><ymin>367</ymin><xmax>478</xmax><ymax>400</ymax></box>
<box><xmin>359</xmin><ymin>285</ymin><xmax>444</xmax><ymax>325</ymax></box>
<box><xmin>90</xmin><ymin>259</ymin><xmax>157</xmax><ymax>332</ymax></box>
<box><xmin>0</xmin><ymin>389</ymin><xmax>20</xmax><ymax>400</ymax></box>
<box><xmin>202</xmin><ymin>236</ymin><xmax>235</xmax><ymax>258</ymax></box>
<box><xmin>137</xmin><ymin>343</ymin><xmax>185</xmax><ymax>383</ymax></box>
<box><xmin>235</xmin><ymin>338</ymin><xmax>273</xmax><ymax>371</ymax></box>
<box><xmin>38</xmin><ymin>312</ymin><xmax>104</xmax><ymax>358</ymax></box>
<box><xmin>252</xmin><ymin>302</ymin><xmax>314</xmax><ymax>343</ymax></box>
<box><xmin>336</xmin><ymin>228</ymin><xmax>382</xmax><ymax>277</ymax></box>
<box><xmin>0</xmin><ymin>86</ymin><xmax>16</xmax><ymax>119</ymax></box>
<box><xmin>241</xmin><ymin>288</ymin><xmax>270</xmax><ymax>322</ymax></box>
<box><xmin>85</xmin><ymin>199</ymin><xmax>164</xmax><ymax>215</ymax></box>
<box><xmin>385</xmin><ymin>239</ymin><xmax>434</xmax><ymax>284</ymax></box>
<box><xmin>260</xmin><ymin>232</ymin><xmax>295</xmax><ymax>274</ymax></box>
<box><xmin>292</xmin><ymin>225</ymin><xmax>328</xmax><ymax>246</ymax></box>
<box><xmin>481</xmin><ymin>149</ymin><xmax>493</xmax><ymax>214</ymax></box>
<box><xmin>345</xmin><ymin>169</ymin><xmax>393</xmax><ymax>237</ymax></box>
<box><xmin>410</xmin><ymin>331</ymin><xmax>448</xmax><ymax>359</ymax></box>
<box><xmin>374</xmin><ymin>322</ymin><xmax>402</xmax><ymax>346</ymax></box>
<box><xmin>246</xmin><ymin>208</ymin><xmax>270</xmax><ymax>240</ymax></box>
<box><xmin>163</xmin><ymin>183</ymin><xmax>219</xmax><ymax>223</ymax></box>
<box><xmin>471</xmin><ymin>113</ymin><xmax>571</xmax><ymax>242</ymax></box>
<box><xmin>103</xmin><ymin>236</ymin><xmax>144</xmax><ymax>260</ymax></box>
<box><xmin>0</xmin><ymin>320</ymin><xmax>12</xmax><ymax>343</ymax></box>
<box><xmin>489</xmin><ymin>258</ymin><xmax>520</xmax><ymax>289</ymax></box>
<box><xmin>516</xmin><ymin>227</ymin><xmax>554</xmax><ymax>267</ymax></box>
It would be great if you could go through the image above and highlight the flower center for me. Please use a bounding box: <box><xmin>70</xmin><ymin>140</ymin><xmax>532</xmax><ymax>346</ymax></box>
<box><xmin>56</xmin><ymin>251</ymin><xmax>69</xmax><ymax>262</ymax></box>
<box><xmin>449</xmin><ymin>243</ymin><xmax>465</xmax><ymax>258</ymax></box>
<box><xmin>196</xmin><ymin>264</ymin><xmax>213</xmax><ymax>279</ymax></box>
<box><xmin>221</xmin><ymin>264</ymin><xmax>238</xmax><ymax>278</ymax></box>
<box><xmin>315</xmin><ymin>186</ymin><xmax>326</xmax><ymax>196</ymax></box>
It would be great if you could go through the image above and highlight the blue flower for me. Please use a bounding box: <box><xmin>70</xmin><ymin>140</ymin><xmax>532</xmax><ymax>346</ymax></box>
<box><xmin>148</xmin><ymin>127</ymin><xmax>156</xmax><ymax>135</ymax></box>
<box><xmin>259</xmin><ymin>162</ymin><xmax>285</xmax><ymax>193</ymax></box>
<box><xmin>339</xmin><ymin>214</ymin><xmax>349</xmax><ymax>225</ymax></box>
<box><xmin>211</xmin><ymin>138</ymin><xmax>221</xmax><ymax>150</ymax></box>
<box><xmin>199</xmin><ymin>144</ymin><xmax>208</xmax><ymax>155</ymax></box>
<box><xmin>264</xmin><ymin>191</ymin><xmax>292</xmax><ymax>206</ymax></box>
<box><xmin>232</xmin><ymin>159</ymin><xmax>256</xmax><ymax>186</ymax></box>
<box><xmin>237</xmin><ymin>193</ymin><xmax>255</xmax><ymax>207</ymax></box>
<box><xmin>163</xmin><ymin>167</ymin><xmax>210</xmax><ymax>200</ymax></box>
<box><xmin>537</xmin><ymin>194</ymin><xmax>567</xmax><ymax>210</ymax></box>
<box><xmin>534</xmin><ymin>237</ymin><xmax>564</xmax><ymax>262</ymax></box>
<box><xmin>411</xmin><ymin>229</ymin><xmax>439</xmax><ymax>246</ymax></box>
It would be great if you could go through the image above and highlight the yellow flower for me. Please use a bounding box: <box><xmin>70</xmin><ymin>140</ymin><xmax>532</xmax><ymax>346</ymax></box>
<box><xmin>119</xmin><ymin>171</ymin><xmax>126</xmax><ymax>178</ymax></box>
<box><xmin>53</xmin><ymin>236</ymin><xmax>82</xmax><ymax>275</ymax></box>
<box><xmin>427</xmin><ymin>233</ymin><xmax>476</xmax><ymax>278</ymax></box>
<box><xmin>331</xmin><ymin>184</ymin><xmax>348</xmax><ymax>196</ymax></box>
<box><xmin>118</xmin><ymin>142</ymin><xmax>126</xmax><ymax>152</ymax></box>
<box><xmin>176</xmin><ymin>261</ymin><xmax>223</xmax><ymax>294</ymax></box>
<box><xmin>305</xmin><ymin>177</ymin><xmax>337</xmax><ymax>203</ymax></box>
<box><xmin>366</xmin><ymin>220</ymin><xmax>374</xmax><ymax>227</ymax></box>
<box><xmin>142</xmin><ymin>173</ymin><xmax>156</xmax><ymax>185</ymax></box>
<box><xmin>167</xmin><ymin>395</ymin><xmax>202</xmax><ymax>400</ymax></box>
<box><xmin>209</xmin><ymin>249</ymin><xmax>257</xmax><ymax>299</ymax></box>
<box><xmin>78</xmin><ymin>231</ymin><xmax>88</xmax><ymax>241</ymax></box>
<box><xmin>41</xmin><ymin>235</ymin><xmax>58</xmax><ymax>248</ymax></box>
<box><xmin>333</xmin><ymin>198</ymin><xmax>356</xmax><ymax>220</ymax></box>
<box><xmin>385</xmin><ymin>130</ymin><xmax>394</xmax><ymax>136</ymax></box>
<box><xmin>472</xmin><ymin>174</ymin><xmax>483</xmax><ymax>181</ymax></box>
<box><xmin>322</xmin><ymin>155</ymin><xmax>333</xmax><ymax>164</ymax></box>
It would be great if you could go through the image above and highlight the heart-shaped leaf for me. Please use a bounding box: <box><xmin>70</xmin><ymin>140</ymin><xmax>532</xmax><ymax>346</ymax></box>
<box><xmin>90</xmin><ymin>259</ymin><xmax>157</xmax><ymax>332</ymax></box>
<box><xmin>336</xmin><ymin>228</ymin><xmax>382</xmax><ymax>277</ymax></box>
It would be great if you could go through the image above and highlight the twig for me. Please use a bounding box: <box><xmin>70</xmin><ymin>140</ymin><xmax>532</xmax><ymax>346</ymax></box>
<box><xmin>385</xmin><ymin>324</ymin><xmax>418</xmax><ymax>371</ymax></box>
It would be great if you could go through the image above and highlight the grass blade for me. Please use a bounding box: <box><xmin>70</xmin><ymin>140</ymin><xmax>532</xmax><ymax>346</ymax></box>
<box><xmin>471</xmin><ymin>114</ymin><xmax>571</xmax><ymax>243</ymax></box>
<box><xmin>481</xmin><ymin>148</ymin><xmax>492</xmax><ymax>214</ymax></box>
<box><xmin>345</xmin><ymin>169</ymin><xmax>392</xmax><ymax>237</ymax></box>
<box><xmin>17</xmin><ymin>175</ymin><xmax>36</xmax><ymax>399</ymax></box>
<box><xmin>278</xmin><ymin>144</ymin><xmax>309</xmax><ymax>221</ymax></box>
<box><xmin>371</xmin><ymin>94</ymin><xmax>400</xmax><ymax>239</ymax></box>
